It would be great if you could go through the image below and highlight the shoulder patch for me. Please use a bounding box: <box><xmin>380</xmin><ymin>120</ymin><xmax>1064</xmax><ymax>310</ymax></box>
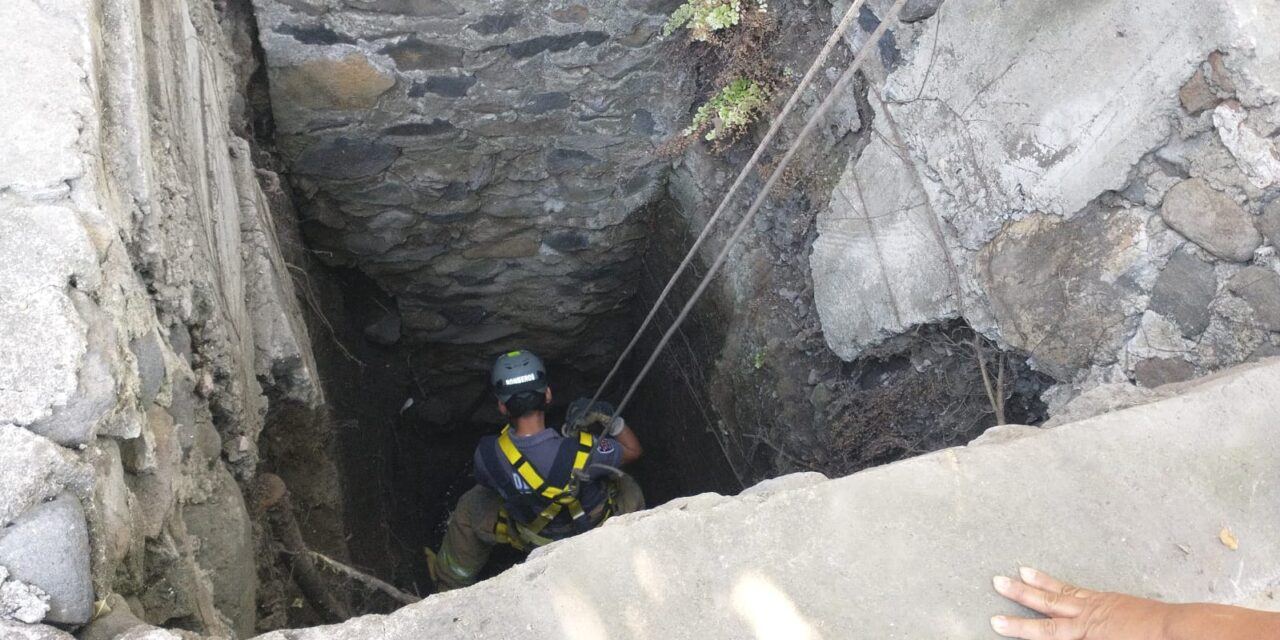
<box><xmin>596</xmin><ymin>439</ymin><xmax>615</xmax><ymax>455</ymax></box>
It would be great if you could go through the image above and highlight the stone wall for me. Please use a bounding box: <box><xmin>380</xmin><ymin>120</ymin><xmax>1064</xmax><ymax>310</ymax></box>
<box><xmin>0</xmin><ymin>0</ymin><xmax>318</xmax><ymax>636</ymax></box>
<box><xmin>812</xmin><ymin>0</ymin><xmax>1280</xmax><ymax>405</ymax></box>
<box><xmin>249</xmin><ymin>0</ymin><xmax>692</xmax><ymax>398</ymax></box>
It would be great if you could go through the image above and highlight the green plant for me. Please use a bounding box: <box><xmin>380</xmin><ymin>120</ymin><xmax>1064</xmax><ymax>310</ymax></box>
<box><xmin>752</xmin><ymin>349</ymin><xmax>767</xmax><ymax>370</ymax></box>
<box><xmin>683</xmin><ymin>77</ymin><xmax>771</xmax><ymax>142</ymax></box>
<box><xmin>662</xmin><ymin>0</ymin><xmax>756</xmax><ymax>42</ymax></box>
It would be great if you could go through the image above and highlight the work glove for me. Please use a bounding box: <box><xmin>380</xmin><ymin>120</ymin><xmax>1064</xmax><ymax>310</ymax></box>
<box><xmin>562</xmin><ymin>398</ymin><xmax>617</xmax><ymax>437</ymax></box>
<box><xmin>606</xmin><ymin>416</ymin><xmax>626</xmax><ymax>437</ymax></box>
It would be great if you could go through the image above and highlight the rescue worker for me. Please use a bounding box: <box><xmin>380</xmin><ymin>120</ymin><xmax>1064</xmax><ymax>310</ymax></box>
<box><xmin>426</xmin><ymin>350</ymin><xmax>645</xmax><ymax>591</ymax></box>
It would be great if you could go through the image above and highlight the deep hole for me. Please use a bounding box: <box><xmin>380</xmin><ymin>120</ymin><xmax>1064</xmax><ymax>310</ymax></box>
<box><xmin>272</xmin><ymin>185</ymin><xmax>1055</xmax><ymax>622</ymax></box>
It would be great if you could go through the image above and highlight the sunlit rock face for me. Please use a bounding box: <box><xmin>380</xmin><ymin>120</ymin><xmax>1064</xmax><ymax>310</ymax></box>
<box><xmin>252</xmin><ymin>0</ymin><xmax>691</xmax><ymax>377</ymax></box>
<box><xmin>813</xmin><ymin>0</ymin><xmax>1280</xmax><ymax>401</ymax></box>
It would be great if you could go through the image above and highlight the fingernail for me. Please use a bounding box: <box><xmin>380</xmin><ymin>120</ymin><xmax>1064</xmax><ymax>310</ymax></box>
<box><xmin>991</xmin><ymin>616</ymin><xmax>1009</xmax><ymax>634</ymax></box>
<box><xmin>993</xmin><ymin>576</ymin><xmax>1012</xmax><ymax>592</ymax></box>
<box><xmin>1019</xmin><ymin>567</ymin><xmax>1037</xmax><ymax>582</ymax></box>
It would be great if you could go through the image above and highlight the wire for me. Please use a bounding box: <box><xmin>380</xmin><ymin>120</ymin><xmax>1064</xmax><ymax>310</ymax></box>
<box><xmin>580</xmin><ymin>0</ymin><xmax>876</xmax><ymax>419</ymax></box>
<box><xmin>610</xmin><ymin>0</ymin><xmax>910</xmax><ymax>420</ymax></box>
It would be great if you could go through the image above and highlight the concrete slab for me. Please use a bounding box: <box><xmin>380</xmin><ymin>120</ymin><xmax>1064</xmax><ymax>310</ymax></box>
<box><xmin>255</xmin><ymin>358</ymin><xmax>1280</xmax><ymax>639</ymax></box>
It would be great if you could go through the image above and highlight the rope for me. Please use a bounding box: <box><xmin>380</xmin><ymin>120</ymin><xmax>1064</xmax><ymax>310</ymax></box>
<box><xmin>581</xmin><ymin>0</ymin><xmax>875</xmax><ymax>417</ymax></box>
<box><xmin>609</xmin><ymin>0</ymin><xmax>909</xmax><ymax>420</ymax></box>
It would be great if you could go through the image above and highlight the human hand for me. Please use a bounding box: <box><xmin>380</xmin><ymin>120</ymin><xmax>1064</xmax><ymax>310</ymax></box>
<box><xmin>991</xmin><ymin>568</ymin><xmax>1173</xmax><ymax>640</ymax></box>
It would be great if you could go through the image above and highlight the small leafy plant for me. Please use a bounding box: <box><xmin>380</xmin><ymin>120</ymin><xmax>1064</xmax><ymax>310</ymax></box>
<box><xmin>663</xmin><ymin>0</ymin><xmax>744</xmax><ymax>42</ymax></box>
<box><xmin>684</xmin><ymin>77</ymin><xmax>771</xmax><ymax>142</ymax></box>
<box><xmin>660</xmin><ymin>0</ymin><xmax>775</xmax><ymax>152</ymax></box>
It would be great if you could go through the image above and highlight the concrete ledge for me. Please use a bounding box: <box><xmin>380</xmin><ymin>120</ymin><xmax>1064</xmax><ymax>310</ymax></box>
<box><xmin>258</xmin><ymin>358</ymin><xmax>1280</xmax><ymax>639</ymax></box>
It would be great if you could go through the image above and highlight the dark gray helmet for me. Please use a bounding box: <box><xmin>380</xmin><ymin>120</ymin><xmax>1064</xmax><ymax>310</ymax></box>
<box><xmin>491</xmin><ymin>350</ymin><xmax>548</xmax><ymax>402</ymax></box>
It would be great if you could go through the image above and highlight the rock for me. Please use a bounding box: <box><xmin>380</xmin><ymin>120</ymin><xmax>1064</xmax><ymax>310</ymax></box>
<box><xmin>1179</xmin><ymin>69</ymin><xmax>1219</xmax><ymax>115</ymax></box>
<box><xmin>382</xmin><ymin>120</ymin><xmax>455</xmax><ymax>137</ymax></box>
<box><xmin>270</xmin><ymin>55</ymin><xmax>395</xmax><ymax>111</ymax></box>
<box><xmin>506</xmin><ymin>31</ymin><xmax>609</xmax><ymax>59</ymax></box>
<box><xmin>1160</xmin><ymin>178</ymin><xmax>1261</xmax><ymax>262</ymax></box>
<box><xmin>29</xmin><ymin>292</ymin><xmax>121</xmax><ymax>446</ymax></box>
<box><xmin>461</xmin><ymin>234</ymin><xmax>541</xmax><ymax>259</ymax></box>
<box><xmin>129</xmin><ymin>332</ymin><xmax>166</xmax><ymax>409</ymax></box>
<box><xmin>1134</xmin><ymin>358</ymin><xmax>1198</xmax><ymax>387</ymax></box>
<box><xmin>0</xmin><ymin>1</ymin><xmax>93</xmax><ymax>198</ymax></box>
<box><xmin>901</xmin><ymin>0</ymin><xmax>945</xmax><ymax>22</ymax></box>
<box><xmin>812</xmin><ymin>133</ymin><xmax>958</xmax><ymax>360</ymax></box>
<box><xmin>182</xmin><ymin>465</ymin><xmax>256</xmax><ymax>638</ymax></box>
<box><xmin>380</xmin><ymin>37</ymin><xmax>465</xmax><ymax>71</ymax></box>
<box><xmin>0</xmin><ymin>494</ymin><xmax>93</xmax><ymax>625</ymax></box>
<box><xmin>76</xmin><ymin>594</ymin><xmax>149</xmax><ymax>640</ymax></box>
<box><xmin>115</xmin><ymin>630</ymin><xmax>185</xmax><ymax>640</ymax></box>
<box><xmin>363</xmin><ymin>312</ymin><xmax>402</xmax><ymax>346</ymax></box>
<box><xmin>0</xmin><ymin>566</ymin><xmax>51</xmax><ymax>624</ymax></box>
<box><xmin>1214</xmin><ymin>101</ymin><xmax>1280</xmax><ymax>189</ymax></box>
<box><xmin>1150</xmin><ymin>247</ymin><xmax>1218</xmax><ymax>337</ymax></box>
<box><xmin>1227</xmin><ymin>266</ymin><xmax>1280</xmax><ymax>331</ymax></box>
<box><xmin>124</xmin><ymin>408</ymin><xmax>180</xmax><ymax>539</ymax></box>
<box><xmin>342</xmin><ymin>0</ymin><xmax>463</xmax><ymax>17</ymax></box>
<box><xmin>1125</xmin><ymin>311</ymin><xmax>1193</xmax><ymax>362</ymax></box>
<box><xmin>468</xmin><ymin>13</ymin><xmax>522</xmax><ymax>35</ymax></box>
<box><xmin>979</xmin><ymin>211</ymin><xmax>1144</xmax><ymax>379</ymax></box>
<box><xmin>88</xmin><ymin>441</ymin><xmax>134</xmax><ymax>570</ymax></box>
<box><xmin>1195</xmin><ymin>295</ymin><xmax>1269</xmax><ymax>369</ymax></box>
<box><xmin>1258</xmin><ymin>199</ymin><xmax>1280</xmax><ymax>245</ymax></box>
<box><xmin>292</xmin><ymin>138</ymin><xmax>400</xmax><ymax>180</ymax></box>
<box><xmin>411</xmin><ymin>75</ymin><xmax>477</xmax><ymax>98</ymax></box>
<box><xmin>0</xmin><ymin>204</ymin><xmax>97</xmax><ymax>428</ymax></box>
<box><xmin>0</xmin><ymin>425</ymin><xmax>89</xmax><ymax>530</ymax></box>
<box><xmin>0</xmin><ymin>621</ymin><xmax>73</xmax><ymax>640</ymax></box>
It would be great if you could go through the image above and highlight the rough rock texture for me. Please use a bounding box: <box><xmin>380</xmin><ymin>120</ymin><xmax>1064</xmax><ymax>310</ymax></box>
<box><xmin>0</xmin><ymin>0</ymin><xmax>323</xmax><ymax>636</ymax></box>
<box><xmin>1227</xmin><ymin>266</ymin><xmax>1280</xmax><ymax>331</ymax></box>
<box><xmin>254</xmin><ymin>358</ymin><xmax>1280</xmax><ymax>639</ymax></box>
<box><xmin>1160</xmin><ymin>178</ymin><xmax>1261</xmax><ymax>262</ymax></box>
<box><xmin>249</xmin><ymin>0</ymin><xmax>691</xmax><ymax>398</ymax></box>
<box><xmin>0</xmin><ymin>567</ymin><xmax>51</xmax><ymax>625</ymax></box>
<box><xmin>0</xmin><ymin>495</ymin><xmax>93</xmax><ymax>624</ymax></box>
<box><xmin>0</xmin><ymin>621</ymin><xmax>75</xmax><ymax>640</ymax></box>
<box><xmin>1150</xmin><ymin>247</ymin><xmax>1218</xmax><ymax>338</ymax></box>
<box><xmin>812</xmin><ymin>0</ymin><xmax>1280</xmax><ymax>406</ymax></box>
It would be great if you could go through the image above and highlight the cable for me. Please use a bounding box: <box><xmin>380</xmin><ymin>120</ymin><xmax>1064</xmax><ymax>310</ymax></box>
<box><xmin>581</xmin><ymin>0</ymin><xmax>874</xmax><ymax>415</ymax></box>
<box><xmin>611</xmin><ymin>0</ymin><xmax>909</xmax><ymax>420</ymax></box>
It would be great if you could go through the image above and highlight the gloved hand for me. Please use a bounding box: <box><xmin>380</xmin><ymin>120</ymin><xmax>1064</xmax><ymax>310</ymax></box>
<box><xmin>607</xmin><ymin>416</ymin><xmax>626</xmax><ymax>437</ymax></box>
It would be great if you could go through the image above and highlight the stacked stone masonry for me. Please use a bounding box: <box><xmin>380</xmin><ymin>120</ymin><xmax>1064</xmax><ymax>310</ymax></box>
<box><xmin>250</xmin><ymin>0</ymin><xmax>691</xmax><ymax>384</ymax></box>
<box><xmin>1</xmin><ymin>0</ymin><xmax>318</xmax><ymax>636</ymax></box>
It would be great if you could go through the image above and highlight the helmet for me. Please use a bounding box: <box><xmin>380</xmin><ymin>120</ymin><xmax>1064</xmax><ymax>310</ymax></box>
<box><xmin>491</xmin><ymin>350</ymin><xmax>548</xmax><ymax>402</ymax></box>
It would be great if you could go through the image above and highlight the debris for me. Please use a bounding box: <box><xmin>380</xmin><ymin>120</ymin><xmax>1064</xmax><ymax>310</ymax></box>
<box><xmin>1219</xmin><ymin>527</ymin><xmax>1239</xmax><ymax>551</ymax></box>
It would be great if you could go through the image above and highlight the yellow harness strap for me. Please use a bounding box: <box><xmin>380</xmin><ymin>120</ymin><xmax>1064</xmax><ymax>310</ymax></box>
<box><xmin>493</xmin><ymin>427</ymin><xmax>598</xmax><ymax>549</ymax></box>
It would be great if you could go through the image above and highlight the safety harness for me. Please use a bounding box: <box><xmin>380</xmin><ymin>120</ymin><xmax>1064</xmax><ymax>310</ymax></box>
<box><xmin>481</xmin><ymin>426</ymin><xmax>615</xmax><ymax>551</ymax></box>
